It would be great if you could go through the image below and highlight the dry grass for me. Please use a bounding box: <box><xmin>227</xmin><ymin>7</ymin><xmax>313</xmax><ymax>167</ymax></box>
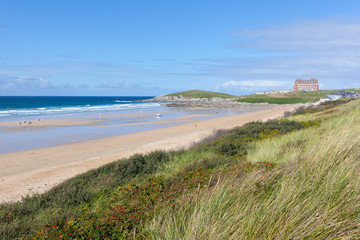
<box><xmin>145</xmin><ymin>100</ymin><xmax>360</xmax><ymax>239</ymax></box>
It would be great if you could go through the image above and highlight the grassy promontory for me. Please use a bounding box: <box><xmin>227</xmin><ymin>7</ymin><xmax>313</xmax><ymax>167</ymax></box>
<box><xmin>165</xmin><ymin>90</ymin><xmax>236</xmax><ymax>99</ymax></box>
<box><xmin>236</xmin><ymin>90</ymin><xmax>338</xmax><ymax>104</ymax></box>
<box><xmin>1</xmin><ymin>98</ymin><xmax>360</xmax><ymax>239</ymax></box>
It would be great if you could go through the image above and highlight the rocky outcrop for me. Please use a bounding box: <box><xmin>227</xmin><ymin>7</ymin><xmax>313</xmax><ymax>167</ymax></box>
<box><xmin>145</xmin><ymin>95</ymin><xmax>236</xmax><ymax>103</ymax></box>
<box><xmin>143</xmin><ymin>95</ymin><xmax>325</xmax><ymax>117</ymax></box>
<box><xmin>142</xmin><ymin>95</ymin><xmax>272</xmax><ymax>107</ymax></box>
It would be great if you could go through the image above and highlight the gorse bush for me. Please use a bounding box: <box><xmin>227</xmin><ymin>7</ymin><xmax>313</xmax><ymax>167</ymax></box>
<box><xmin>46</xmin><ymin>150</ymin><xmax>171</xmax><ymax>207</ymax></box>
<box><xmin>199</xmin><ymin>120</ymin><xmax>307</xmax><ymax>157</ymax></box>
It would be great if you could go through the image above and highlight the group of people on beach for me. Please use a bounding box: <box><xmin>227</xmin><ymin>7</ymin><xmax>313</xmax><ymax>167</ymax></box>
<box><xmin>18</xmin><ymin>119</ymin><xmax>40</xmax><ymax>125</ymax></box>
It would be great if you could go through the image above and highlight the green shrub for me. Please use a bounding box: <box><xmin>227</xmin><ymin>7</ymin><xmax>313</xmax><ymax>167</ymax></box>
<box><xmin>0</xmin><ymin>150</ymin><xmax>170</xmax><ymax>239</ymax></box>
<box><xmin>237</xmin><ymin>97</ymin><xmax>311</xmax><ymax>104</ymax></box>
<box><xmin>199</xmin><ymin>120</ymin><xmax>306</xmax><ymax>157</ymax></box>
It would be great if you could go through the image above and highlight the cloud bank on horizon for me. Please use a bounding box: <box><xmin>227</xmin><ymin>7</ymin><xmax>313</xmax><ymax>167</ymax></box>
<box><xmin>0</xmin><ymin>1</ymin><xmax>359</xmax><ymax>96</ymax></box>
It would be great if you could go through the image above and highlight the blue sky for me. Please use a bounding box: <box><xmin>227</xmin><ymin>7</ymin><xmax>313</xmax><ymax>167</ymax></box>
<box><xmin>1</xmin><ymin>1</ymin><xmax>360</xmax><ymax>96</ymax></box>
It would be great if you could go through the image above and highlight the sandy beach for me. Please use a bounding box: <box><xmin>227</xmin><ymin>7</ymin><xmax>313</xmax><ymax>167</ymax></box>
<box><xmin>0</xmin><ymin>118</ymin><xmax>107</xmax><ymax>127</ymax></box>
<box><xmin>0</xmin><ymin>105</ymin><xmax>298</xmax><ymax>203</ymax></box>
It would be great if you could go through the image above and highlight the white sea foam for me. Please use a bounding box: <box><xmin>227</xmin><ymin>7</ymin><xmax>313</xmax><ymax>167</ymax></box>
<box><xmin>114</xmin><ymin>100</ymin><xmax>132</xmax><ymax>103</ymax></box>
<box><xmin>0</xmin><ymin>102</ymin><xmax>162</xmax><ymax>118</ymax></box>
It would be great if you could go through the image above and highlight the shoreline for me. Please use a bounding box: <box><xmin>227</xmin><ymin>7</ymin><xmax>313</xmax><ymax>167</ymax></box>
<box><xmin>0</xmin><ymin>106</ymin><xmax>267</xmax><ymax>154</ymax></box>
<box><xmin>0</xmin><ymin>105</ymin><xmax>300</xmax><ymax>203</ymax></box>
<box><xmin>141</xmin><ymin>95</ymin><xmax>273</xmax><ymax>108</ymax></box>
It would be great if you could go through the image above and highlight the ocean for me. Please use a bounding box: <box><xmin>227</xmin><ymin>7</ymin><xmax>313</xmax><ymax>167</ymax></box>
<box><xmin>0</xmin><ymin>96</ymin><xmax>157</xmax><ymax>121</ymax></box>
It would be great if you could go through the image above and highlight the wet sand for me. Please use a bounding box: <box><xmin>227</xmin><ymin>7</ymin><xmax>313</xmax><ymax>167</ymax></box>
<box><xmin>0</xmin><ymin>118</ymin><xmax>106</xmax><ymax>127</ymax></box>
<box><xmin>0</xmin><ymin>105</ymin><xmax>298</xmax><ymax>203</ymax></box>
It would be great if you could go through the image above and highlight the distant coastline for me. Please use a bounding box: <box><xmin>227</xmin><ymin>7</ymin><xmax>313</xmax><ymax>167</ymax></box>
<box><xmin>142</xmin><ymin>95</ymin><xmax>273</xmax><ymax>107</ymax></box>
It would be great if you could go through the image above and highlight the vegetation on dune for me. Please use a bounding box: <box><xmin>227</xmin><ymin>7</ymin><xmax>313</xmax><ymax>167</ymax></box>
<box><xmin>290</xmin><ymin>98</ymin><xmax>355</xmax><ymax>116</ymax></box>
<box><xmin>146</xmin><ymin>99</ymin><xmax>360</xmax><ymax>239</ymax></box>
<box><xmin>1</xmin><ymin>99</ymin><xmax>360</xmax><ymax>239</ymax></box>
<box><xmin>236</xmin><ymin>90</ymin><xmax>341</xmax><ymax>104</ymax></box>
<box><xmin>0</xmin><ymin>150</ymin><xmax>172</xmax><ymax>238</ymax></box>
<box><xmin>165</xmin><ymin>90</ymin><xmax>236</xmax><ymax>99</ymax></box>
<box><xmin>237</xmin><ymin>96</ymin><xmax>311</xmax><ymax>104</ymax></box>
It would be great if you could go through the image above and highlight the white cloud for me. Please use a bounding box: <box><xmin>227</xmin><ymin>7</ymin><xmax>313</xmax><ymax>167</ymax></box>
<box><xmin>234</xmin><ymin>18</ymin><xmax>360</xmax><ymax>52</ymax></box>
<box><xmin>0</xmin><ymin>76</ymin><xmax>59</xmax><ymax>90</ymax></box>
<box><xmin>216</xmin><ymin>80</ymin><xmax>289</xmax><ymax>93</ymax></box>
<box><xmin>219</xmin><ymin>80</ymin><xmax>287</xmax><ymax>88</ymax></box>
<box><xmin>97</xmin><ymin>80</ymin><xmax>140</xmax><ymax>90</ymax></box>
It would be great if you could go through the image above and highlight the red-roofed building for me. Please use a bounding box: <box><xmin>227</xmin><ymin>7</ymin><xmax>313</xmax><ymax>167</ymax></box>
<box><xmin>294</xmin><ymin>78</ymin><xmax>319</xmax><ymax>91</ymax></box>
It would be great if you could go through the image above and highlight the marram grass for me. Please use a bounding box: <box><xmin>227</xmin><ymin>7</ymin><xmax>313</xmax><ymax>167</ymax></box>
<box><xmin>145</xmin><ymin>100</ymin><xmax>360</xmax><ymax>239</ymax></box>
